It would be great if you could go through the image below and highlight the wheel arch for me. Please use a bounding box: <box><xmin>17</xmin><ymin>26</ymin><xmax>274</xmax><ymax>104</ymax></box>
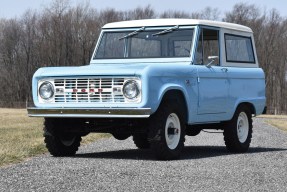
<box><xmin>158</xmin><ymin>89</ymin><xmax>189</xmax><ymax>122</ymax></box>
<box><xmin>235</xmin><ymin>102</ymin><xmax>256</xmax><ymax>115</ymax></box>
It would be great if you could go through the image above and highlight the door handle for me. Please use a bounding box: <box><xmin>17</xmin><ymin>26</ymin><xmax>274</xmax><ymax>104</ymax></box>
<box><xmin>221</xmin><ymin>68</ymin><xmax>228</xmax><ymax>72</ymax></box>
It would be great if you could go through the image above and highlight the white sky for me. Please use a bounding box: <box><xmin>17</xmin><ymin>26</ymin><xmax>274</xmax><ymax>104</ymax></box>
<box><xmin>0</xmin><ymin>0</ymin><xmax>286</xmax><ymax>19</ymax></box>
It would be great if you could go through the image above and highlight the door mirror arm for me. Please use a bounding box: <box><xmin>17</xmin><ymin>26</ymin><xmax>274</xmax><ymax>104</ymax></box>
<box><xmin>206</xmin><ymin>56</ymin><xmax>219</xmax><ymax>68</ymax></box>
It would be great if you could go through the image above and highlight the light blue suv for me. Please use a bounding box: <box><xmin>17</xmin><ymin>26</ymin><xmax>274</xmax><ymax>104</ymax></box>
<box><xmin>28</xmin><ymin>19</ymin><xmax>266</xmax><ymax>160</ymax></box>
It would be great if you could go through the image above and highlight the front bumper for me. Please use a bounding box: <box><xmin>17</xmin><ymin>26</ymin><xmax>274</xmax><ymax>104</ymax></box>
<box><xmin>27</xmin><ymin>107</ymin><xmax>152</xmax><ymax>118</ymax></box>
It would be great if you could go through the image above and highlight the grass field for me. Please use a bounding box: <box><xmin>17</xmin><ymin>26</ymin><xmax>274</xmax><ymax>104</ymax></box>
<box><xmin>0</xmin><ymin>108</ymin><xmax>109</xmax><ymax>167</ymax></box>
<box><xmin>0</xmin><ymin>109</ymin><xmax>286</xmax><ymax>167</ymax></box>
<box><xmin>258</xmin><ymin>115</ymin><xmax>287</xmax><ymax>132</ymax></box>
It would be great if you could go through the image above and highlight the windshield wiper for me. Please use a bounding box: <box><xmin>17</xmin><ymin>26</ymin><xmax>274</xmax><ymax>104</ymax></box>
<box><xmin>119</xmin><ymin>27</ymin><xmax>145</xmax><ymax>40</ymax></box>
<box><xmin>152</xmin><ymin>25</ymin><xmax>179</xmax><ymax>36</ymax></box>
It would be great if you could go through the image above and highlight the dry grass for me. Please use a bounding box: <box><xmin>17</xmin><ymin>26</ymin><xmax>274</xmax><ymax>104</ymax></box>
<box><xmin>0</xmin><ymin>108</ymin><xmax>109</xmax><ymax>167</ymax></box>
<box><xmin>258</xmin><ymin>114</ymin><xmax>287</xmax><ymax>132</ymax></box>
<box><xmin>265</xmin><ymin>119</ymin><xmax>287</xmax><ymax>132</ymax></box>
<box><xmin>2</xmin><ymin>109</ymin><xmax>284</xmax><ymax>167</ymax></box>
<box><xmin>258</xmin><ymin>114</ymin><xmax>287</xmax><ymax>119</ymax></box>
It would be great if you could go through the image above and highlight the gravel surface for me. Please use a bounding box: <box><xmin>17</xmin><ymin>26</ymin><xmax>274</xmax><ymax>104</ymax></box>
<box><xmin>0</xmin><ymin>118</ymin><xmax>286</xmax><ymax>192</ymax></box>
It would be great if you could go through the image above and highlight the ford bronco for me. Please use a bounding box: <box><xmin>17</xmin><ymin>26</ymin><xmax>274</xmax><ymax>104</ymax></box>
<box><xmin>28</xmin><ymin>19</ymin><xmax>266</xmax><ymax>160</ymax></box>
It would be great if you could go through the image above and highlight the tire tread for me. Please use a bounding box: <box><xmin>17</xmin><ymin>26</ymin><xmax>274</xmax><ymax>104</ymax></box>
<box><xmin>44</xmin><ymin>118</ymin><xmax>81</xmax><ymax>157</ymax></box>
<box><xmin>148</xmin><ymin>100</ymin><xmax>186</xmax><ymax>160</ymax></box>
<box><xmin>223</xmin><ymin>105</ymin><xmax>253</xmax><ymax>153</ymax></box>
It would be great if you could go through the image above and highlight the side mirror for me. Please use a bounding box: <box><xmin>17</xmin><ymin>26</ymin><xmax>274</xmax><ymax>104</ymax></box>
<box><xmin>206</xmin><ymin>56</ymin><xmax>219</xmax><ymax>68</ymax></box>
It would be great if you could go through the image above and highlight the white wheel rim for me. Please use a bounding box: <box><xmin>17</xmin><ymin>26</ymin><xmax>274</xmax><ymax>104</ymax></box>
<box><xmin>165</xmin><ymin>113</ymin><xmax>181</xmax><ymax>150</ymax></box>
<box><xmin>237</xmin><ymin>112</ymin><xmax>249</xmax><ymax>143</ymax></box>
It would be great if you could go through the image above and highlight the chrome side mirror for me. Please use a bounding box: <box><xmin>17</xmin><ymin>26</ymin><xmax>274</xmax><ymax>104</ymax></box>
<box><xmin>206</xmin><ymin>56</ymin><xmax>219</xmax><ymax>68</ymax></box>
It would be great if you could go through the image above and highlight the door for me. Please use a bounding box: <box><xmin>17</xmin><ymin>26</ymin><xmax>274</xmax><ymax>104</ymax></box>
<box><xmin>194</xmin><ymin>27</ymin><xmax>229</xmax><ymax>114</ymax></box>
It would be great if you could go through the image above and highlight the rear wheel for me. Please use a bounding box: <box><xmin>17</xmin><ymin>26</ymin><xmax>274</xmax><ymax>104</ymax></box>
<box><xmin>148</xmin><ymin>100</ymin><xmax>186</xmax><ymax>160</ymax></box>
<box><xmin>44</xmin><ymin>118</ymin><xmax>82</xmax><ymax>157</ymax></box>
<box><xmin>223</xmin><ymin>105</ymin><xmax>253</xmax><ymax>153</ymax></box>
<box><xmin>186</xmin><ymin>127</ymin><xmax>201</xmax><ymax>136</ymax></box>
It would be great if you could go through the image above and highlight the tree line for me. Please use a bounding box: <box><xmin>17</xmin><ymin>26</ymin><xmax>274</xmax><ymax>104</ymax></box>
<box><xmin>0</xmin><ymin>0</ymin><xmax>286</xmax><ymax>114</ymax></box>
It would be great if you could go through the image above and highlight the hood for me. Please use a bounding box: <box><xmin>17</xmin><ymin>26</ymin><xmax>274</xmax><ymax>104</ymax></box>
<box><xmin>34</xmin><ymin>63</ymin><xmax>152</xmax><ymax>78</ymax></box>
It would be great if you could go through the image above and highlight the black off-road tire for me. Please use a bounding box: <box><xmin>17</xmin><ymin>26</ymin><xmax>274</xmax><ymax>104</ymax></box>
<box><xmin>44</xmin><ymin>118</ymin><xmax>82</xmax><ymax>157</ymax></box>
<box><xmin>186</xmin><ymin>127</ymin><xmax>201</xmax><ymax>136</ymax></box>
<box><xmin>133</xmin><ymin>133</ymin><xmax>150</xmax><ymax>149</ymax></box>
<box><xmin>112</xmin><ymin>132</ymin><xmax>131</xmax><ymax>140</ymax></box>
<box><xmin>148</xmin><ymin>100</ymin><xmax>186</xmax><ymax>160</ymax></box>
<box><xmin>223</xmin><ymin>105</ymin><xmax>253</xmax><ymax>153</ymax></box>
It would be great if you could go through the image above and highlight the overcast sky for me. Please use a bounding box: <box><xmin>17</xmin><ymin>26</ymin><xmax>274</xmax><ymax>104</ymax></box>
<box><xmin>0</xmin><ymin>0</ymin><xmax>286</xmax><ymax>19</ymax></box>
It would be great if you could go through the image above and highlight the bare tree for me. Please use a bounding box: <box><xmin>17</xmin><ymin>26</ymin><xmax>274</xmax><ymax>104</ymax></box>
<box><xmin>159</xmin><ymin>10</ymin><xmax>190</xmax><ymax>18</ymax></box>
<box><xmin>0</xmin><ymin>1</ymin><xmax>287</xmax><ymax>113</ymax></box>
<box><xmin>125</xmin><ymin>5</ymin><xmax>156</xmax><ymax>20</ymax></box>
<box><xmin>191</xmin><ymin>7</ymin><xmax>221</xmax><ymax>20</ymax></box>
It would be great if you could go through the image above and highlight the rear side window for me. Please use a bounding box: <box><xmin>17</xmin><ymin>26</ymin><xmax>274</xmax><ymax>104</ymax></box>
<box><xmin>224</xmin><ymin>34</ymin><xmax>255</xmax><ymax>63</ymax></box>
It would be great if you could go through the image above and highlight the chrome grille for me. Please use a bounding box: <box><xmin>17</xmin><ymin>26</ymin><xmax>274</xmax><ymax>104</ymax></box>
<box><xmin>54</xmin><ymin>78</ymin><xmax>125</xmax><ymax>103</ymax></box>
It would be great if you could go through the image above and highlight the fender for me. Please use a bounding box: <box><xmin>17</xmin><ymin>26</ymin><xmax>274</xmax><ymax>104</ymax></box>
<box><xmin>231</xmin><ymin>97</ymin><xmax>266</xmax><ymax>119</ymax></box>
<box><xmin>149</xmin><ymin>83</ymin><xmax>194</xmax><ymax>122</ymax></box>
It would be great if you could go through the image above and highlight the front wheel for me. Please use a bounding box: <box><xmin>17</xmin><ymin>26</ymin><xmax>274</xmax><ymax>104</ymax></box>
<box><xmin>148</xmin><ymin>101</ymin><xmax>186</xmax><ymax>160</ymax></box>
<box><xmin>223</xmin><ymin>105</ymin><xmax>253</xmax><ymax>153</ymax></box>
<box><xmin>44</xmin><ymin>118</ymin><xmax>82</xmax><ymax>157</ymax></box>
<box><xmin>133</xmin><ymin>133</ymin><xmax>150</xmax><ymax>149</ymax></box>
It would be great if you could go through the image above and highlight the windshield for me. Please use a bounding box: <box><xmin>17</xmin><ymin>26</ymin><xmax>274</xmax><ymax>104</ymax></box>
<box><xmin>93</xmin><ymin>27</ymin><xmax>194</xmax><ymax>59</ymax></box>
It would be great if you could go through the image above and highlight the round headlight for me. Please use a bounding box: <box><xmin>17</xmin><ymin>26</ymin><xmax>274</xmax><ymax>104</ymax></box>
<box><xmin>39</xmin><ymin>82</ymin><xmax>54</xmax><ymax>100</ymax></box>
<box><xmin>123</xmin><ymin>80</ymin><xmax>140</xmax><ymax>99</ymax></box>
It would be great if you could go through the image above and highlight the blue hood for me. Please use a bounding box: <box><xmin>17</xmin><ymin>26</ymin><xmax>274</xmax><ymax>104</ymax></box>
<box><xmin>34</xmin><ymin>63</ymin><xmax>151</xmax><ymax>78</ymax></box>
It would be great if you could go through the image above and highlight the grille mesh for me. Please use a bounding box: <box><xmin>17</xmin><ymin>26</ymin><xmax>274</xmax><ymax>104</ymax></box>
<box><xmin>53</xmin><ymin>78</ymin><xmax>125</xmax><ymax>103</ymax></box>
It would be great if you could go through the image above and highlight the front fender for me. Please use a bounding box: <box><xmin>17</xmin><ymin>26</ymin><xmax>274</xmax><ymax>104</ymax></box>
<box><xmin>146</xmin><ymin>77</ymin><xmax>197</xmax><ymax>123</ymax></box>
<box><xmin>157</xmin><ymin>84</ymin><xmax>190</xmax><ymax>109</ymax></box>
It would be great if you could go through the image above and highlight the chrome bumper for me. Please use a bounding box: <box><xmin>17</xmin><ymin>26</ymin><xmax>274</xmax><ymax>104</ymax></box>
<box><xmin>27</xmin><ymin>107</ymin><xmax>152</xmax><ymax>118</ymax></box>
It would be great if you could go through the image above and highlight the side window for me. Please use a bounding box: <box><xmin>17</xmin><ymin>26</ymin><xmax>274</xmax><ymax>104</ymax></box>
<box><xmin>195</xmin><ymin>28</ymin><xmax>219</xmax><ymax>65</ymax></box>
<box><xmin>224</xmin><ymin>34</ymin><xmax>255</xmax><ymax>63</ymax></box>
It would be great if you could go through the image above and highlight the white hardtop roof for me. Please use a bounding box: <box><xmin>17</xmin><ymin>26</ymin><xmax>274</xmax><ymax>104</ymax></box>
<box><xmin>103</xmin><ymin>19</ymin><xmax>252</xmax><ymax>33</ymax></box>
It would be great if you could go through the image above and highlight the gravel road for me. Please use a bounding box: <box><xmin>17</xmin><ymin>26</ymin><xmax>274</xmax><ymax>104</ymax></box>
<box><xmin>0</xmin><ymin>118</ymin><xmax>286</xmax><ymax>192</ymax></box>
